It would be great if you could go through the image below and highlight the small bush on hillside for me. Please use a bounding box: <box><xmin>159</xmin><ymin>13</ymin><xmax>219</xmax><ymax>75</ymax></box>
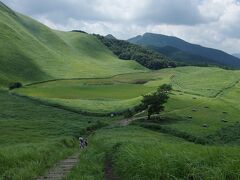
<box><xmin>8</xmin><ymin>82</ymin><xmax>22</xmax><ymax>90</ymax></box>
<box><xmin>124</xmin><ymin>109</ymin><xmax>133</xmax><ymax>118</ymax></box>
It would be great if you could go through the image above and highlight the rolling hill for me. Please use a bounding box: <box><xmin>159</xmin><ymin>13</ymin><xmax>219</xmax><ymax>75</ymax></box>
<box><xmin>0</xmin><ymin>1</ymin><xmax>146</xmax><ymax>88</ymax></box>
<box><xmin>129</xmin><ymin>33</ymin><xmax>240</xmax><ymax>68</ymax></box>
<box><xmin>1</xmin><ymin>2</ymin><xmax>240</xmax><ymax>179</ymax></box>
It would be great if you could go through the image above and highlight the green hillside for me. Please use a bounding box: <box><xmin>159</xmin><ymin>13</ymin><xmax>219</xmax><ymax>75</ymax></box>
<box><xmin>0</xmin><ymin>2</ymin><xmax>145</xmax><ymax>88</ymax></box>
<box><xmin>1</xmin><ymin>2</ymin><xmax>240</xmax><ymax>179</ymax></box>
<box><xmin>0</xmin><ymin>89</ymin><xmax>111</xmax><ymax>179</ymax></box>
<box><xmin>14</xmin><ymin>66</ymin><xmax>240</xmax><ymax>130</ymax></box>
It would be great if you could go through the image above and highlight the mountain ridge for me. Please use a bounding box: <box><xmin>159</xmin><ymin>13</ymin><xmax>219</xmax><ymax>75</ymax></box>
<box><xmin>129</xmin><ymin>33</ymin><xmax>240</xmax><ymax>68</ymax></box>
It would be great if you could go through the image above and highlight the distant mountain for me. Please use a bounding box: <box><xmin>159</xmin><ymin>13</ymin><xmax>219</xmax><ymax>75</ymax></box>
<box><xmin>233</xmin><ymin>53</ymin><xmax>240</xmax><ymax>59</ymax></box>
<box><xmin>105</xmin><ymin>34</ymin><xmax>117</xmax><ymax>40</ymax></box>
<box><xmin>149</xmin><ymin>46</ymin><xmax>219</xmax><ymax>66</ymax></box>
<box><xmin>129</xmin><ymin>33</ymin><xmax>240</xmax><ymax>68</ymax></box>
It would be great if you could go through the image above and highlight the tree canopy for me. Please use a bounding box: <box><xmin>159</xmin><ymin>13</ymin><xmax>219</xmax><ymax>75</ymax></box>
<box><xmin>95</xmin><ymin>35</ymin><xmax>181</xmax><ymax>70</ymax></box>
<box><xmin>141</xmin><ymin>84</ymin><xmax>172</xmax><ymax>120</ymax></box>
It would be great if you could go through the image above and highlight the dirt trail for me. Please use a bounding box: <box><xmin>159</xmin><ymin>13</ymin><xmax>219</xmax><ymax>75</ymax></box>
<box><xmin>104</xmin><ymin>158</ymin><xmax>120</xmax><ymax>180</ymax></box>
<box><xmin>37</xmin><ymin>153</ymin><xmax>79</xmax><ymax>180</ymax></box>
<box><xmin>36</xmin><ymin>115</ymin><xmax>148</xmax><ymax>180</ymax></box>
<box><xmin>117</xmin><ymin>115</ymin><xmax>160</xmax><ymax>127</ymax></box>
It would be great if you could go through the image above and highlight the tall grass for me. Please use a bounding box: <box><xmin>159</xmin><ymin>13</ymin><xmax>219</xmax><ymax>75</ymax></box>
<box><xmin>0</xmin><ymin>91</ymin><xmax>111</xmax><ymax>179</ymax></box>
<box><xmin>0</xmin><ymin>138</ymin><xmax>76</xmax><ymax>179</ymax></box>
<box><xmin>67</xmin><ymin>126</ymin><xmax>240</xmax><ymax>179</ymax></box>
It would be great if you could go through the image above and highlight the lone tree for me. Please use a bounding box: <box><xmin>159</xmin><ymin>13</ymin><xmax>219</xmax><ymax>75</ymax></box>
<box><xmin>141</xmin><ymin>84</ymin><xmax>172</xmax><ymax>120</ymax></box>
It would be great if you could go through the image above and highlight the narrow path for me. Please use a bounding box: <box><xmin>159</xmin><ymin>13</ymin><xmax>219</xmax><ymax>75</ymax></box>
<box><xmin>215</xmin><ymin>79</ymin><xmax>240</xmax><ymax>98</ymax></box>
<box><xmin>104</xmin><ymin>158</ymin><xmax>120</xmax><ymax>180</ymax></box>
<box><xmin>117</xmin><ymin>115</ymin><xmax>160</xmax><ymax>127</ymax></box>
<box><xmin>37</xmin><ymin>153</ymin><xmax>79</xmax><ymax>180</ymax></box>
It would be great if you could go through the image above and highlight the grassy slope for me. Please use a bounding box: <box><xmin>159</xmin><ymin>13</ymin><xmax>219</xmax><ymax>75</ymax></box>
<box><xmin>0</xmin><ymin>3</ymin><xmax>145</xmax><ymax>87</ymax></box>
<box><xmin>0</xmin><ymin>90</ymin><xmax>111</xmax><ymax>179</ymax></box>
<box><xmin>14</xmin><ymin>67</ymin><xmax>240</xmax><ymax>124</ymax></box>
<box><xmin>67</xmin><ymin>126</ymin><xmax>240</xmax><ymax>179</ymax></box>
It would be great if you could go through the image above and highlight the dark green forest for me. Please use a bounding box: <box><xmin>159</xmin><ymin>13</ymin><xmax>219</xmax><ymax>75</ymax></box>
<box><xmin>95</xmin><ymin>35</ymin><xmax>181</xmax><ymax>70</ymax></box>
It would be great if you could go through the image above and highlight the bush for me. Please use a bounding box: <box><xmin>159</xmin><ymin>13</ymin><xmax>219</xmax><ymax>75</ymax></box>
<box><xmin>141</xmin><ymin>123</ymin><xmax>210</xmax><ymax>145</ymax></box>
<box><xmin>124</xmin><ymin>109</ymin><xmax>133</xmax><ymax>118</ymax></box>
<box><xmin>8</xmin><ymin>82</ymin><xmax>22</xmax><ymax>90</ymax></box>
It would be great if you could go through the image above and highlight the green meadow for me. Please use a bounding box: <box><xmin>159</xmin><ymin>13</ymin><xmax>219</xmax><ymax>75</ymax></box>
<box><xmin>14</xmin><ymin>67</ymin><xmax>240</xmax><ymax>130</ymax></box>
<box><xmin>68</xmin><ymin>126</ymin><xmax>240</xmax><ymax>179</ymax></box>
<box><xmin>1</xmin><ymin>2</ymin><xmax>240</xmax><ymax>179</ymax></box>
<box><xmin>0</xmin><ymin>90</ymin><xmax>113</xmax><ymax>179</ymax></box>
<box><xmin>5</xmin><ymin>65</ymin><xmax>240</xmax><ymax>179</ymax></box>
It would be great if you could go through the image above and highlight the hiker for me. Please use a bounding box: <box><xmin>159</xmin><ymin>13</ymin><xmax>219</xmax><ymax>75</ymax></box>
<box><xmin>79</xmin><ymin>137</ymin><xmax>85</xmax><ymax>149</ymax></box>
<box><xmin>84</xmin><ymin>138</ymin><xmax>88</xmax><ymax>147</ymax></box>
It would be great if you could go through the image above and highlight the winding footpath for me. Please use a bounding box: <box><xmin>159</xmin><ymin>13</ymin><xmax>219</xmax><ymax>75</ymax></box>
<box><xmin>36</xmin><ymin>116</ymin><xmax>146</xmax><ymax>180</ymax></box>
<box><xmin>37</xmin><ymin>153</ymin><xmax>79</xmax><ymax>180</ymax></box>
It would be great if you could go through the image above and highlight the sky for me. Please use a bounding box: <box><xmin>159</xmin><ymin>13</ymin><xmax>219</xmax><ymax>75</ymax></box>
<box><xmin>2</xmin><ymin>0</ymin><xmax>240</xmax><ymax>54</ymax></box>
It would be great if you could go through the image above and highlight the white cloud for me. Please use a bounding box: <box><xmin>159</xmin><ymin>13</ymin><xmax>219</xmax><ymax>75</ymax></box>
<box><xmin>2</xmin><ymin>0</ymin><xmax>240</xmax><ymax>53</ymax></box>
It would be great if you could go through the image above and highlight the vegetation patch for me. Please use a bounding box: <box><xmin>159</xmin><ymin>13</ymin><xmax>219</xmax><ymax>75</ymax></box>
<box><xmin>0</xmin><ymin>90</ymin><xmax>112</xmax><ymax>179</ymax></box>
<box><xmin>68</xmin><ymin>126</ymin><xmax>240</xmax><ymax>179</ymax></box>
<box><xmin>140</xmin><ymin>122</ymin><xmax>210</xmax><ymax>145</ymax></box>
<box><xmin>95</xmin><ymin>34</ymin><xmax>179</xmax><ymax>70</ymax></box>
<box><xmin>207</xmin><ymin>122</ymin><xmax>240</xmax><ymax>145</ymax></box>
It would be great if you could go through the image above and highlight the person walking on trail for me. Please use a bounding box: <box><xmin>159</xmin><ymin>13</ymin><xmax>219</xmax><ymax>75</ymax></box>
<box><xmin>79</xmin><ymin>137</ymin><xmax>85</xmax><ymax>149</ymax></box>
<box><xmin>84</xmin><ymin>138</ymin><xmax>88</xmax><ymax>147</ymax></box>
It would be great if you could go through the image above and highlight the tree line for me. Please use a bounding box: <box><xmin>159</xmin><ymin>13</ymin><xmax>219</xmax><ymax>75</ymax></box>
<box><xmin>95</xmin><ymin>35</ymin><xmax>181</xmax><ymax>70</ymax></box>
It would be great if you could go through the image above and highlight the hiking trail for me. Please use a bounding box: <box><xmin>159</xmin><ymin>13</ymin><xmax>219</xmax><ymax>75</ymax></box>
<box><xmin>37</xmin><ymin>153</ymin><xmax>79</xmax><ymax>180</ymax></box>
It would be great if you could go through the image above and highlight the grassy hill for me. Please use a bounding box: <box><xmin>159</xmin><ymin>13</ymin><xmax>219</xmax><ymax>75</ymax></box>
<box><xmin>1</xmin><ymin>2</ymin><xmax>240</xmax><ymax>179</ymax></box>
<box><xmin>3</xmin><ymin>64</ymin><xmax>240</xmax><ymax>178</ymax></box>
<box><xmin>13</xmin><ymin>66</ymin><xmax>240</xmax><ymax>115</ymax></box>
<box><xmin>0</xmin><ymin>89</ymin><xmax>111</xmax><ymax>179</ymax></box>
<box><xmin>68</xmin><ymin>126</ymin><xmax>240</xmax><ymax>179</ymax></box>
<box><xmin>129</xmin><ymin>33</ymin><xmax>240</xmax><ymax>68</ymax></box>
<box><xmin>0</xmin><ymin>2</ymin><xmax>145</xmax><ymax>88</ymax></box>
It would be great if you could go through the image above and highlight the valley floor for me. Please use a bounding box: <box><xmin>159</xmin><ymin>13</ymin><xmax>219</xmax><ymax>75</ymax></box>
<box><xmin>1</xmin><ymin>66</ymin><xmax>240</xmax><ymax>179</ymax></box>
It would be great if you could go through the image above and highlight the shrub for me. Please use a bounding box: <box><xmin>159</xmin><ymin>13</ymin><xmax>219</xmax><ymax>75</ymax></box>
<box><xmin>124</xmin><ymin>109</ymin><xmax>133</xmax><ymax>118</ymax></box>
<box><xmin>8</xmin><ymin>82</ymin><xmax>22</xmax><ymax>90</ymax></box>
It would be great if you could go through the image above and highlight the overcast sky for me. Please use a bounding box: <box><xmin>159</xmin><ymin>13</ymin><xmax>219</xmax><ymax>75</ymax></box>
<box><xmin>2</xmin><ymin>0</ymin><xmax>240</xmax><ymax>54</ymax></box>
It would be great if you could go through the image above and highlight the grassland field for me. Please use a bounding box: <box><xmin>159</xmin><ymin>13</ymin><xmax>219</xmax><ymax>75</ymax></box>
<box><xmin>1</xmin><ymin>2</ymin><xmax>240</xmax><ymax>179</ymax></box>
<box><xmin>67</xmin><ymin>126</ymin><xmax>240</xmax><ymax>179</ymax></box>
<box><xmin>0</xmin><ymin>90</ymin><xmax>116</xmax><ymax>179</ymax></box>
<box><xmin>2</xmin><ymin>56</ymin><xmax>240</xmax><ymax>179</ymax></box>
<box><xmin>2</xmin><ymin>66</ymin><xmax>240</xmax><ymax>179</ymax></box>
<box><xmin>13</xmin><ymin>66</ymin><xmax>240</xmax><ymax>137</ymax></box>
